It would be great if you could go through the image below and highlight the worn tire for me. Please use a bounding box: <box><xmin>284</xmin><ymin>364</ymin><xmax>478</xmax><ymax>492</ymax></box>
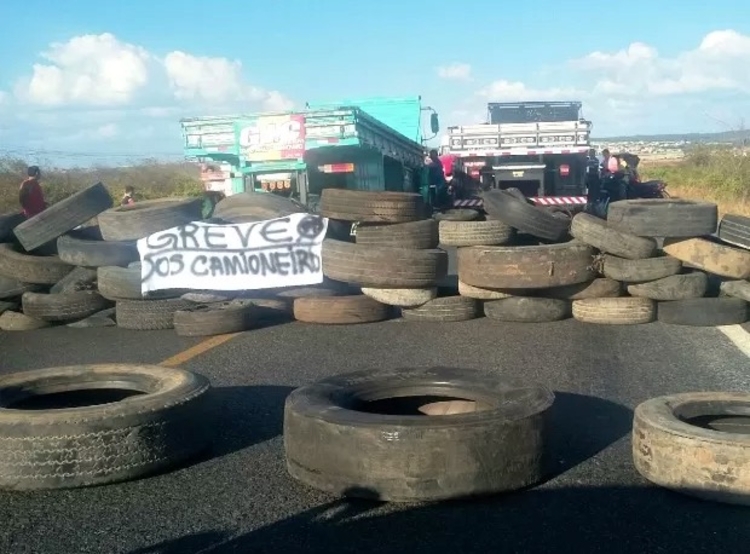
<box><xmin>361</xmin><ymin>287</ymin><xmax>437</xmax><ymax>307</ymax></box>
<box><xmin>97</xmin><ymin>266</ymin><xmax>183</xmax><ymax>301</ymax></box>
<box><xmin>57</xmin><ymin>234</ymin><xmax>138</xmax><ymax>268</ymax></box>
<box><xmin>718</xmin><ymin>214</ymin><xmax>750</xmax><ymax>250</ymax></box>
<box><xmin>401</xmin><ymin>296</ymin><xmax>479</xmax><ymax>322</ymax></box>
<box><xmin>633</xmin><ymin>392</ymin><xmax>750</xmax><ymax>505</ymax></box>
<box><xmin>600</xmin><ymin>254</ymin><xmax>681</xmax><ymax>283</ymax></box>
<box><xmin>0</xmin><ymin>364</ymin><xmax>211</xmax><ymax>490</ymax></box>
<box><xmin>720</xmin><ymin>280</ymin><xmax>750</xmax><ymax>302</ymax></box>
<box><xmin>627</xmin><ymin>272</ymin><xmax>708</xmax><ymax>301</ymax></box>
<box><xmin>116</xmin><ymin>298</ymin><xmax>194</xmax><ymax>330</ymax></box>
<box><xmin>355</xmin><ymin>219</ymin><xmax>438</xmax><ymax>249</ymax></box>
<box><xmin>13</xmin><ymin>182</ymin><xmax>113</xmax><ymax>252</ymax></box>
<box><xmin>606</xmin><ymin>199</ymin><xmax>718</xmax><ymax>238</ymax></box>
<box><xmin>570</xmin><ymin>212</ymin><xmax>656</xmax><ymax>259</ymax></box>
<box><xmin>293</xmin><ymin>294</ymin><xmax>389</xmax><ymax>324</ymax></box>
<box><xmin>284</xmin><ymin>366</ymin><xmax>555</xmax><ymax>502</ymax></box>
<box><xmin>0</xmin><ymin>300</ymin><xmax>17</xmax><ymax>315</ymax></box>
<box><xmin>536</xmin><ymin>278</ymin><xmax>622</xmax><ymax>300</ymax></box>
<box><xmin>433</xmin><ymin>209</ymin><xmax>481</xmax><ymax>222</ymax></box>
<box><xmin>0</xmin><ymin>310</ymin><xmax>50</xmax><ymax>331</ymax></box>
<box><xmin>657</xmin><ymin>298</ymin><xmax>748</xmax><ymax>326</ymax></box>
<box><xmin>322</xmin><ymin>239</ymin><xmax>448</xmax><ymax>288</ymax></box>
<box><xmin>98</xmin><ymin>197</ymin><xmax>204</xmax><ymax>241</ymax></box>
<box><xmin>50</xmin><ymin>267</ymin><xmax>98</xmax><ymax>294</ymax></box>
<box><xmin>21</xmin><ymin>291</ymin><xmax>111</xmax><ymax>322</ymax></box>
<box><xmin>438</xmin><ymin>220</ymin><xmax>514</xmax><ymax>247</ymax></box>
<box><xmin>458</xmin><ymin>242</ymin><xmax>596</xmax><ymax>289</ymax></box>
<box><xmin>0</xmin><ymin>275</ymin><xmax>44</xmax><ymax>299</ymax></box>
<box><xmin>484</xmin><ymin>297</ymin><xmax>570</xmax><ymax>322</ymax></box>
<box><xmin>572</xmin><ymin>297</ymin><xmax>656</xmax><ymax>324</ymax></box>
<box><xmin>0</xmin><ymin>243</ymin><xmax>73</xmax><ymax>284</ymax></box>
<box><xmin>173</xmin><ymin>300</ymin><xmax>255</xmax><ymax>336</ymax></box>
<box><xmin>662</xmin><ymin>237</ymin><xmax>750</xmax><ymax>280</ymax></box>
<box><xmin>319</xmin><ymin>189</ymin><xmax>425</xmax><ymax>223</ymax></box>
<box><xmin>212</xmin><ymin>192</ymin><xmax>307</xmax><ymax>223</ymax></box>
<box><xmin>457</xmin><ymin>280</ymin><xmax>524</xmax><ymax>300</ymax></box>
<box><xmin>482</xmin><ymin>189</ymin><xmax>570</xmax><ymax>241</ymax></box>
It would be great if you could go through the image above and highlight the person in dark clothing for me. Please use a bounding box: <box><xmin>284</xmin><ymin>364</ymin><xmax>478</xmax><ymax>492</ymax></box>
<box><xmin>585</xmin><ymin>148</ymin><xmax>601</xmax><ymax>205</ymax></box>
<box><xmin>426</xmin><ymin>149</ymin><xmax>446</xmax><ymax>208</ymax></box>
<box><xmin>19</xmin><ymin>166</ymin><xmax>46</xmax><ymax>218</ymax></box>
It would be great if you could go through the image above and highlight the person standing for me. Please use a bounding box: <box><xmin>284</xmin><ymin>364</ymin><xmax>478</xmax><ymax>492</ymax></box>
<box><xmin>19</xmin><ymin>166</ymin><xmax>46</xmax><ymax>218</ymax></box>
<box><xmin>121</xmin><ymin>185</ymin><xmax>136</xmax><ymax>206</ymax></box>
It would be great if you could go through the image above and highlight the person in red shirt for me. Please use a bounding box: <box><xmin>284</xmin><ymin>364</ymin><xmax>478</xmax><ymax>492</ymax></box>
<box><xmin>19</xmin><ymin>166</ymin><xmax>46</xmax><ymax>218</ymax></box>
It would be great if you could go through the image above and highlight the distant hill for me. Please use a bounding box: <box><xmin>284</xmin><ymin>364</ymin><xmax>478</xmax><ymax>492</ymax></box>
<box><xmin>594</xmin><ymin>130</ymin><xmax>750</xmax><ymax>143</ymax></box>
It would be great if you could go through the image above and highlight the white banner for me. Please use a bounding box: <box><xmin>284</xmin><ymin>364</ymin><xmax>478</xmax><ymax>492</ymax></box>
<box><xmin>136</xmin><ymin>213</ymin><xmax>329</xmax><ymax>294</ymax></box>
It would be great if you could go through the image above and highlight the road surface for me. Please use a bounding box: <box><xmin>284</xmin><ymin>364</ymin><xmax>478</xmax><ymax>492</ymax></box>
<box><xmin>1</xmin><ymin>312</ymin><xmax>749</xmax><ymax>554</ymax></box>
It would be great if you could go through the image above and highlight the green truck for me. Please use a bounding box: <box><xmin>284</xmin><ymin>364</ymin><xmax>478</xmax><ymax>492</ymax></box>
<box><xmin>180</xmin><ymin>96</ymin><xmax>440</xmax><ymax>210</ymax></box>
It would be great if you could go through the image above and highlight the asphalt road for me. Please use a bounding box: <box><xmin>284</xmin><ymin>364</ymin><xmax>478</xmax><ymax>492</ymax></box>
<box><xmin>1</xmin><ymin>311</ymin><xmax>750</xmax><ymax>554</ymax></box>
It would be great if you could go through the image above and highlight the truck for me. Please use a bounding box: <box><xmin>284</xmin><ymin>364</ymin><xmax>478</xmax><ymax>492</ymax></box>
<box><xmin>439</xmin><ymin>101</ymin><xmax>593</xmax><ymax>211</ymax></box>
<box><xmin>180</xmin><ymin>96</ymin><xmax>440</xmax><ymax>211</ymax></box>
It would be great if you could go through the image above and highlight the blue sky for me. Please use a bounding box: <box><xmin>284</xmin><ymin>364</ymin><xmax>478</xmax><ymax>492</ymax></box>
<box><xmin>1</xmin><ymin>0</ymin><xmax>750</xmax><ymax>166</ymax></box>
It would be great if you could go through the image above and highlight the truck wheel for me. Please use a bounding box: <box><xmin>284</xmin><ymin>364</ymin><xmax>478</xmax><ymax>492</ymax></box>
<box><xmin>21</xmin><ymin>291</ymin><xmax>111</xmax><ymax>322</ymax></box>
<box><xmin>433</xmin><ymin>209</ymin><xmax>481</xmax><ymax>222</ymax></box>
<box><xmin>174</xmin><ymin>300</ymin><xmax>256</xmax><ymax>336</ymax></box>
<box><xmin>627</xmin><ymin>272</ymin><xmax>708</xmax><ymax>301</ymax></box>
<box><xmin>319</xmin><ymin>190</ymin><xmax>425</xmax><ymax>223</ymax></box>
<box><xmin>284</xmin><ymin>366</ymin><xmax>555</xmax><ymax>501</ymax></box>
<box><xmin>662</xmin><ymin>237</ymin><xmax>750</xmax><ymax>280</ymax></box>
<box><xmin>484</xmin><ymin>297</ymin><xmax>570</xmax><ymax>322</ymax></box>
<box><xmin>0</xmin><ymin>243</ymin><xmax>73</xmax><ymax>285</ymax></box>
<box><xmin>720</xmin><ymin>280</ymin><xmax>750</xmax><ymax>302</ymax></box>
<box><xmin>57</xmin><ymin>234</ymin><xmax>139</xmax><ymax>268</ymax></box>
<box><xmin>438</xmin><ymin>220</ymin><xmax>514</xmax><ymax>247</ymax></box>
<box><xmin>482</xmin><ymin>190</ymin><xmax>570</xmax><ymax>242</ymax></box>
<box><xmin>633</xmin><ymin>392</ymin><xmax>750</xmax><ymax>505</ymax></box>
<box><xmin>570</xmin><ymin>212</ymin><xmax>656</xmax><ymax>260</ymax></box>
<box><xmin>293</xmin><ymin>295</ymin><xmax>390</xmax><ymax>324</ymax></box>
<box><xmin>115</xmin><ymin>298</ymin><xmax>194</xmax><ymax>330</ymax></box>
<box><xmin>401</xmin><ymin>296</ymin><xmax>479</xmax><ymax>322</ymax></box>
<box><xmin>0</xmin><ymin>310</ymin><xmax>50</xmax><ymax>331</ymax></box>
<box><xmin>536</xmin><ymin>278</ymin><xmax>623</xmax><ymax>300</ymax></box>
<box><xmin>599</xmin><ymin>254</ymin><xmax>682</xmax><ymax>283</ymax></box>
<box><xmin>458</xmin><ymin>280</ymin><xmax>527</xmax><ymax>300</ymax></box>
<box><xmin>355</xmin><ymin>219</ymin><xmax>438</xmax><ymax>249</ymax></box>
<box><xmin>97</xmin><ymin>197</ymin><xmax>204</xmax><ymax>242</ymax></box>
<box><xmin>571</xmin><ymin>297</ymin><xmax>655</xmax><ymax>324</ymax></box>
<box><xmin>606</xmin><ymin>199</ymin><xmax>718</xmax><ymax>237</ymax></box>
<box><xmin>361</xmin><ymin>287</ymin><xmax>437</xmax><ymax>307</ymax></box>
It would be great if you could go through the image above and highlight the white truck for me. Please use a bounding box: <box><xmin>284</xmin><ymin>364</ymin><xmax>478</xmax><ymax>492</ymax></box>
<box><xmin>440</xmin><ymin>101</ymin><xmax>593</xmax><ymax>210</ymax></box>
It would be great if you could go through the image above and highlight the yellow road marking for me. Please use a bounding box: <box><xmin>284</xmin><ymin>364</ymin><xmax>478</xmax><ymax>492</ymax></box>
<box><xmin>159</xmin><ymin>332</ymin><xmax>241</xmax><ymax>367</ymax></box>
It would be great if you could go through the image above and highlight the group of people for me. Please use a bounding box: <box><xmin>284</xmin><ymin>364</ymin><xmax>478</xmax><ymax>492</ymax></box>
<box><xmin>585</xmin><ymin>148</ymin><xmax>637</xmax><ymax>206</ymax></box>
<box><xmin>17</xmin><ymin>166</ymin><xmax>136</xmax><ymax>219</ymax></box>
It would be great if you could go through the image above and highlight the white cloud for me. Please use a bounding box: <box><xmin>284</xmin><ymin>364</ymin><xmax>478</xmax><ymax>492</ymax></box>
<box><xmin>437</xmin><ymin>63</ymin><xmax>472</xmax><ymax>81</ymax></box>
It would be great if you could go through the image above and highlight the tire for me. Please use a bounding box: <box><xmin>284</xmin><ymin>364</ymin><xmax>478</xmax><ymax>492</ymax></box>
<box><xmin>0</xmin><ymin>212</ymin><xmax>24</xmax><ymax>242</ymax></box>
<box><xmin>97</xmin><ymin>197</ymin><xmax>204</xmax><ymax>241</ymax></box>
<box><xmin>0</xmin><ymin>275</ymin><xmax>44</xmax><ymax>299</ymax></box>
<box><xmin>627</xmin><ymin>272</ymin><xmax>708</xmax><ymax>301</ymax></box>
<box><xmin>718</xmin><ymin>214</ymin><xmax>750</xmax><ymax>250</ymax></box>
<box><xmin>633</xmin><ymin>392</ymin><xmax>750</xmax><ymax>505</ymax></box>
<box><xmin>433</xmin><ymin>209</ymin><xmax>481</xmax><ymax>221</ymax></box>
<box><xmin>484</xmin><ymin>297</ymin><xmax>570</xmax><ymax>322</ymax></box>
<box><xmin>457</xmin><ymin>280</ymin><xmax>524</xmax><ymax>300</ymax></box>
<box><xmin>293</xmin><ymin>295</ymin><xmax>390</xmax><ymax>324</ymax></box>
<box><xmin>284</xmin><ymin>366</ymin><xmax>554</xmax><ymax>502</ymax></box>
<box><xmin>599</xmin><ymin>254</ymin><xmax>681</xmax><ymax>283</ymax></box>
<box><xmin>482</xmin><ymin>189</ymin><xmax>570</xmax><ymax>241</ymax></box>
<box><xmin>438</xmin><ymin>220</ymin><xmax>514</xmax><ymax>247</ymax></box>
<box><xmin>0</xmin><ymin>310</ymin><xmax>50</xmax><ymax>331</ymax></box>
<box><xmin>401</xmin><ymin>296</ymin><xmax>479</xmax><ymax>322</ymax></box>
<box><xmin>116</xmin><ymin>298</ymin><xmax>194</xmax><ymax>330</ymax></box>
<box><xmin>570</xmin><ymin>212</ymin><xmax>656</xmax><ymax>259</ymax></box>
<box><xmin>0</xmin><ymin>243</ymin><xmax>73</xmax><ymax>285</ymax></box>
<box><xmin>173</xmin><ymin>300</ymin><xmax>255</xmax><ymax>336</ymax></box>
<box><xmin>355</xmin><ymin>219</ymin><xmax>438</xmax><ymax>249</ymax></box>
<box><xmin>21</xmin><ymin>291</ymin><xmax>111</xmax><ymax>322</ymax></box>
<box><xmin>571</xmin><ymin>297</ymin><xmax>656</xmax><ymax>325</ymax></box>
<box><xmin>662</xmin><ymin>237</ymin><xmax>750</xmax><ymax>280</ymax></box>
<box><xmin>57</xmin><ymin>234</ymin><xmax>138</xmax><ymax>268</ymax></box>
<box><xmin>319</xmin><ymin>189</ymin><xmax>425</xmax><ymax>223</ymax></box>
<box><xmin>536</xmin><ymin>278</ymin><xmax>622</xmax><ymax>300</ymax></box>
<box><xmin>0</xmin><ymin>300</ymin><xmax>18</xmax><ymax>314</ymax></box>
<box><xmin>212</xmin><ymin>192</ymin><xmax>307</xmax><ymax>223</ymax></box>
<box><xmin>13</xmin><ymin>182</ymin><xmax>114</xmax><ymax>252</ymax></box>
<box><xmin>720</xmin><ymin>280</ymin><xmax>750</xmax><ymax>302</ymax></box>
<box><xmin>606</xmin><ymin>199</ymin><xmax>718</xmax><ymax>237</ymax></box>
<box><xmin>656</xmin><ymin>298</ymin><xmax>748</xmax><ymax>326</ymax></box>
<box><xmin>322</xmin><ymin>239</ymin><xmax>448</xmax><ymax>288</ymax></box>
<box><xmin>97</xmin><ymin>266</ymin><xmax>184</xmax><ymax>301</ymax></box>
<box><xmin>0</xmin><ymin>364</ymin><xmax>210</xmax><ymax>490</ymax></box>
<box><xmin>361</xmin><ymin>287</ymin><xmax>437</xmax><ymax>307</ymax></box>
<box><xmin>457</xmin><ymin>242</ymin><xmax>596</xmax><ymax>289</ymax></box>
<box><xmin>50</xmin><ymin>267</ymin><xmax>98</xmax><ymax>294</ymax></box>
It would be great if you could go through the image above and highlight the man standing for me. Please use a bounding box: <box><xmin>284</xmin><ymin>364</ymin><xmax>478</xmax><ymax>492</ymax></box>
<box><xmin>19</xmin><ymin>166</ymin><xmax>46</xmax><ymax>218</ymax></box>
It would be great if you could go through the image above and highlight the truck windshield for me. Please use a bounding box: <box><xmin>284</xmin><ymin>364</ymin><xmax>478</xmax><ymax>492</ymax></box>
<box><xmin>488</xmin><ymin>102</ymin><xmax>581</xmax><ymax>124</ymax></box>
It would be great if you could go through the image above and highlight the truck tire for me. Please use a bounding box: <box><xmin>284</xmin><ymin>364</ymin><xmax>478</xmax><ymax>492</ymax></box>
<box><xmin>97</xmin><ymin>197</ymin><xmax>204</xmax><ymax>241</ymax></box>
<box><xmin>293</xmin><ymin>295</ymin><xmax>390</xmax><ymax>324</ymax></box>
<box><xmin>0</xmin><ymin>301</ymin><xmax>17</xmax><ymax>315</ymax></box>
<box><xmin>355</xmin><ymin>219</ymin><xmax>438</xmax><ymax>249</ymax></box>
<box><xmin>0</xmin><ymin>310</ymin><xmax>50</xmax><ymax>331</ymax></box>
<box><xmin>401</xmin><ymin>296</ymin><xmax>479</xmax><ymax>322</ymax></box>
<box><xmin>482</xmin><ymin>189</ymin><xmax>570</xmax><ymax>242</ymax></box>
<box><xmin>718</xmin><ymin>214</ymin><xmax>750</xmax><ymax>250</ymax></box>
<box><xmin>570</xmin><ymin>212</ymin><xmax>656</xmax><ymax>259</ymax></box>
<box><xmin>21</xmin><ymin>291</ymin><xmax>111</xmax><ymax>322</ymax></box>
<box><xmin>662</xmin><ymin>237</ymin><xmax>750</xmax><ymax>280</ymax></box>
<box><xmin>656</xmin><ymin>297</ymin><xmax>748</xmax><ymax>326</ymax></box>
<box><xmin>322</xmin><ymin>239</ymin><xmax>448</xmax><ymax>288</ymax></box>
<box><xmin>212</xmin><ymin>192</ymin><xmax>307</xmax><ymax>223</ymax></box>
<box><xmin>633</xmin><ymin>392</ymin><xmax>750</xmax><ymax>505</ymax></box>
<box><xmin>627</xmin><ymin>272</ymin><xmax>708</xmax><ymax>301</ymax></box>
<box><xmin>0</xmin><ymin>275</ymin><xmax>44</xmax><ymax>299</ymax></box>
<box><xmin>0</xmin><ymin>364</ymin><xmax>210</xmax><ymax>490</ymax></box>
<box><xmin>536</xmin><ymin>278</ymin><xmax>622</xmax><ymax>300</ymax></box>
<box><xmin>361</xmin><ymin>287</ymin><xmax>437</xmax><ymax>307</ymax></box>
<box><xmin>284</xmin><ymin>366</ymin><xmax>555</xmax><ymax>502</ymax></box>
<box><xmin>457</xmin><ymin>280</ymin><xmax>522</xmax><ymax>300</ymax></box>
<box><xmin>606</xmin><ymin>199</ymin><xmax>718</xmax><ymax>238</ymax></box>
<box><xmin>13</xmin><ymin>182</ymin><xmax>114</xmax><ymax>252</ymax></box>
<box><xmin>0</xmin><ymin>212</ymin><xmax>24</xmax><ymax>242</ymax></box>
<box><xmin>434</xmin><ymin>209</ymin><xmax>481</xmax><ymax>222</ymax></box>
<box><xmin>0</xmin><ymin>244</ymin><xmax>73</xmax><ymax>285</ymax></box>
<box><xmin>50</xmin><ymin>267</ymin><xmax>98</xmax><ymax>294</ymax></box>
<box><xmin>457</xmin><ymin>242</ymin><xmax>596</xmax><ymax>289</ymax></box>
<box><xmin>720</xmin><ymin>280</ymin><xmax>750</xmax><ymax>302</ymax></box>
<box><xmin>438</xmin><ymin>220</ymin><xmax>514</xmax><ymax>247</ymax></box>
<box><xmin>319</xmin><ymin>189</ymin><xmax>425</xmax><ymax>223</ymax></box>
<box><xmin>484</xmin><ymin>297</ymin><xmax>570</xmax><ymax>322</ymax></box>
<box><xmin>97</xmin><ymin>266</ymin><xmax>184</xmax><ymax>301</ymax></box>
<box><xmin>173</xmin><ymin>300</ymin><xmax>255</xmax><ymax>336</ymax></box>
<box><xmin>57</xmin><ymin>234</ymin><xmax>138</xmax><ymax>268</ymax></box>
<box><xmin>116</xmin><ymin>298</ymin><xmax>194</xmax><ymax>330</ymax></box>
<box><xmin>571</xmin><ymin>297</ymin><xmax>655</xmax><ymax>325</ymax></box>
<box><xmin>599</xmin><ymin>254</ymin><xmax>682</xmax><ymax>283</ymax></box>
